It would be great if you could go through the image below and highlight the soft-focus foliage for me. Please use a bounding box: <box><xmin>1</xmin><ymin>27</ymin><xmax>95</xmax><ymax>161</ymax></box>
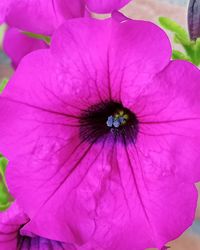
<box><xmin>159</xmin><ymin>17</ymin><xmax>200</xmax><ymax>66</ymax></box>
<box><xmin>0</xmin><ymin>24</ymin><xmax>5</xmax><ymax>44</ymax></box>
<box><xmin>0</xmin><ymin>78</ymin><xmax>8</xmax><ymax>93</ymax></box>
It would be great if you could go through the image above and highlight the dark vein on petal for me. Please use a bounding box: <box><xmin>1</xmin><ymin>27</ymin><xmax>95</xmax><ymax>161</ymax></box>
<box><xmin>36</xmin><ymin>138</ymin><xmax>97</xmax><ymax>212</ymax></box>
<box><xmin>2</xmin><ymin>97</ymin><xmax>80</xmax><ymax>119</ymax></box>
<box><xmin>42</xmin><ymin>85</ymin><xmax>88</xmax><ymax>112</ymax></box>
<box><xmin>114</xmin><ymin>142</ymin><xmax>132</xmax><ymax>217</ymax></box>
<box><xmin>122</xmin><ymin>134</ymin><xmax>154</xmax><ymax>233</ymax></box>
<box><xmin>72</xmin><ymin>136</ymin><xmax>107</xmax><ymax>190</ymax></box>
<box><xmin>106</xmin><ymin>49</ymin><xmax>112</xmax><ymax>100</ymax></box>
<box><xmin>140</xmin><ymin>117</ymin><xmax>200</xmax><ymax>125</ymax></box>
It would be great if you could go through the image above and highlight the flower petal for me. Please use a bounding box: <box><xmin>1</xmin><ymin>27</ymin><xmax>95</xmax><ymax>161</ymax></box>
<box><xmin>114</xmin><ymin>144</ymin><xmax>197</xmax><ymax>248</ymax></box>
<box><xmin>4</xmin><ymin>0</ymin><xmax>85</xmax><ymax>35</ymax></box>
<box><xmin>0</xmin><ymin>49</ymin><xmax>81</xmax><ymax>159</ymax></box>
<box><xmin>0</xmin><ymin>202</ymin><xmax>28</xmax><ymax>250</ymax></box>
<box><xmin>85</xmin><ymin>0</ymin><xmax>132</xmax><ymax>13</ymax></box>
<box><xmin>122</xmin><ymin>60</ymin><xmax>200</xmax><ymax>183</ymax></box>
<box><xmin>0</xmin><ymin>203</ymin><xmax>77</xmax><ymax>249</ymax></box>
<box><xmin>3</xmin><ymin>27</ymin><xmax>49</xmax><ymax>69</ymax></box>
<box><xmin>19</xmin><ymin>237</ymin><xmax>76</xmax><ymax>250</ymax></box>
<box><xmin>21</xmin><ymin>143</ymin><xmax>198</xmax><ymax>249</ymax></box>
<box><xmin>0</xmin><ymin>0</ymin><xmax>10</xmax><ymax>25</ymax></box>
<box><xmin>51</xmin><ymin>17</ymin><xmax>171</xmax><ymax>101</ymax></box>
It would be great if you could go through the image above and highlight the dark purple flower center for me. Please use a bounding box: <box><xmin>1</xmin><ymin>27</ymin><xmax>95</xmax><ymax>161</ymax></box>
<box><xmin>79</xmin><ymin>101</ymin><xmax>139</xmax><ymax>144</ymax></box>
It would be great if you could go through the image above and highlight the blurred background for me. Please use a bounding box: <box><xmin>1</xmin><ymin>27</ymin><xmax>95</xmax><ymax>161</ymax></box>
<box><xmin>0</xmin><ymin>0</ymin><xmax>199</xmax><ymax>249</ymax></box>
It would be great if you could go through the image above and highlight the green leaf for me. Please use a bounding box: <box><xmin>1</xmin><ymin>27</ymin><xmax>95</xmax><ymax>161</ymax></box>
<box><xmin>0</xmin><ymin>24</ymin><xmax>6</xmax><ymax>47</ymax></box>
<box><xmin>158</xmin><ymin>17</ymin><xmax>200</xmax><ymax>64</ymax></box>
<box><xmin>0</xmin><ymin>203</ymin><xmax>10</xmax><ymax>211</ymax></box>
<box><xmin>172</xmin><ymin>50</ymin><xmax>192</xmax><ymax>61</ymax></box>
<box><xmin>0</xmin><ymin>155</ymin><xmax>11</xmax><ymax>211</ymax></box>
<box><xmin>0</xmin><ymin>157</ymin><xmax>8</xmax><ymax>174</ymax></box>
<box><xmin>23</xmin><ymin>31</ymin><xmax>51</xmax><ymax>44</ymax></box>
<box><xmin>0</xmin><ymin>156</ymin><xmax>8</xmax><ymax>189</ymax></box>
<box><xmin>0</xmin><ymin>78</ymin><xmax>8</xmax><ymax>93</ymax></box>
<box><xmin>173</xmin><ymin>34</ymin><xmax>197</xmax><ymax>64</ymax></box>
<box><xmin>0</xmin><ymin>183</ymin><xmax>9</xmax><ymax>204</ymax></box>
<box><xmin>159</xmin><ymin>17</ymin><xmax>190</xmax><ymax>45</ymax></box>
<box><xmin>194</xmin><ymin>38</ymin><xmax>200</xmax><ymax>66</ymax></box>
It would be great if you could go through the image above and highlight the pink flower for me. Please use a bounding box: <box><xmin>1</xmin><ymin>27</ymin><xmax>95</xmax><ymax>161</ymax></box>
<box><xmin>1</xmin><ymin>1</ymin><xmax>132</xmax><ymax>68</ymax></box>
<box><xmin>0</xmin><ymin>202</ymin><xmax>76</xmax><ymax>250</ymax></box>
<box><xmin>0</xmin><ymin>0</ymin><xmax>85</xmax><ymax>35</ymax></box>
<box><xmin>85</xmin><ymin>0</ymin><xmax>132</xmax><ymax>13</ymax></box>
<box><xmin>3</xmin><ymin>27</ymin><xmax>49</xmax><ymax>69</ymax></box>
<box><xmin>0</xmin><ymin>15</ymin><xmax>200</xmax><ymax>249</ymax></box>
<box><xmin>0</xmin><ymin>0</ymin><xmax>132</xmax><ymax>35</ymax></box>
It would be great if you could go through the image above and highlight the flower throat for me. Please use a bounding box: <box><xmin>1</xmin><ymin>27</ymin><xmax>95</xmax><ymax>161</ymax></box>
<box><xmin>79</xmin><ymin>101</ymin><xmax>139</xmax><ymax>144</ymax></box>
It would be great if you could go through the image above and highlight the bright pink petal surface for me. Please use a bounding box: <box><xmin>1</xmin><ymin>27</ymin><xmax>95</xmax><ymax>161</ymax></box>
<box><xmin>51</xmin><ymin>17</ymin><xmax>171</xmax><ymax>102</ymax></box>
<box><xmin>0</xmin><ymin>203</ymin><xmax>77</xmax><ymax>249</ymax></box>
<box><xmin>3</xmin><ymin>27</ymin><xmax>49</xmax><ymax>69</ymax></box>
<box><xmin>0</xmin><ymin>17</ymin><xmax>199</xmax><ymax>249</ymax></box>
<box><xmin>85</xmin><ymin>0</ymin><xmax>132</xmax><ymax>13</ymax></box>
<box><xmin>122</xmin><ymin>60</ymin><xmax>200</xmax><ymax>183</ymax></box>
<box><xmin>0</xmin><ymin>0</ymin><xmax>130</xmax><ymax>28</ymax></box>
<box><xmin>0</xmin><ymin>1</ymin><xmax>11</xmax><ymax>24</ymax></box>
<box><xmin>0</xmin><ymin>202</ymin><xmax>28</xmax><ymax>250</ymax></box>
<box><xmin>3</xmin><ymin>0</ymin><xmax>85</xmax><ymax>35</ymax></box>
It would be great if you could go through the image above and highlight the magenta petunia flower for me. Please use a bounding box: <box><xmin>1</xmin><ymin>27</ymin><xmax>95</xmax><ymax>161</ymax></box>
<box><xmin>0</xmin><ymin>0</ymin><xmax>85</xmax><ymax>35</ymax></box>
<box><xmin>0</xmin><ymin>0</ymin><xmax>132</xmax><ymax>35</ymax></box>
<box><xmin>0</xmin><ymin>15</ymin><xmax>200</xmax><ymax>249</ymax></box>
<box><xmin>0</xmin><ymin>202</ymin><xmax>76</xmax><ymax>250</ymax></box>
<box><xmin>3</xmin><ymin>27</ymin><xmax>49</xmax><ymax>69</ymax></box>
<box><xmin>85</xmin><ymin>0</ymin><xmax>132</xmax><ymax>13</ymax></box>
<box><xmin>1</xmin><ymin>0</ymin><xmax>132</xmax><ymax>68</ymax></box>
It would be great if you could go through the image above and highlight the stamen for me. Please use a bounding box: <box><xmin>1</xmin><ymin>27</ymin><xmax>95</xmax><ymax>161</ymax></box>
<box><xmin>106</xmin><ymin>115</ymin><xmax>114</xmax><ymax>127</ymax></box>
<box><xmin>106</xmin><ymin>110</ymin><xmax>129</xmax><ymax>128</ymax></box>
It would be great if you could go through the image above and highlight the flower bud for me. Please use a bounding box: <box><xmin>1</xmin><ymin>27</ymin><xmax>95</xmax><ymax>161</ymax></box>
<box><xmin>188</xmin><ymin>0</ymin><xmax>200</xmax><ymax>40</ymax></box>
